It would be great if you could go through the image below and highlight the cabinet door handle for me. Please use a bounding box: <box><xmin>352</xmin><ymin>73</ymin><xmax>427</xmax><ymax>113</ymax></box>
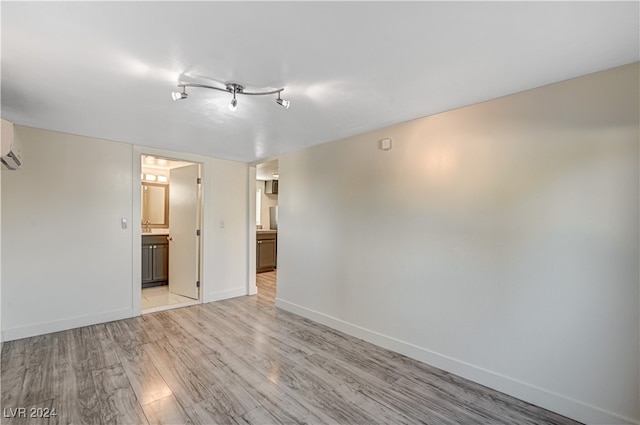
<box><xmin>153</xmin><ymin>245</ymin><xmax>157</xmax><ymax>249</ymax></box>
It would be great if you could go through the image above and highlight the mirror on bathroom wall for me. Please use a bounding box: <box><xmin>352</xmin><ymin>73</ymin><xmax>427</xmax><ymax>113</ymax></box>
<box><xmin>142</xmin><ymin>182</ymin><xmax>169</xmax><ymax>228</ymax></box>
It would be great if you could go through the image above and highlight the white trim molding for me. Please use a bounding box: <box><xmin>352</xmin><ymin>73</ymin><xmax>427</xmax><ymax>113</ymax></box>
<box><xmin>2</xmin><ymin>308</ymin><xmax>133</xmax><ymax>342</ymax></box>
<box><xmin>206</xmin><ymin>287</ymin><xmax>248</xmax><ymax>303</ymax></box>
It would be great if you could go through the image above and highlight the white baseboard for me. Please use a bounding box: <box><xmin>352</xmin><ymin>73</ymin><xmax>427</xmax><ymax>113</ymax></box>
<box><xmin>248</xmin><ymin>284</ymin><xmax>258</xmax><ymax>296</ymax></box>
<box><xmin>2</xmin><ymin>308</ymin><xmax>134</xmax><ymax>342</ymax></box>
<box><xmin>205</xmin><ymin>287</ymin><xmax>247</xmax><ymax>303</ymax></box>
<box><xmin>275</xmin><ymin>298</ymin><xmax>638</xmax><ymax>425</ymax></box>
<box><xmin>2</xmin><ymin>286</ymin><xmax>250</xmax><ymax>341</ymax></box>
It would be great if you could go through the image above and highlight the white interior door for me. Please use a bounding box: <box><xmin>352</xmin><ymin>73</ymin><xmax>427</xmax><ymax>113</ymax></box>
<box><xmin>169</xmin><ymin>164</ymin><xmax>200</xmax><ymax>299</ymax></box>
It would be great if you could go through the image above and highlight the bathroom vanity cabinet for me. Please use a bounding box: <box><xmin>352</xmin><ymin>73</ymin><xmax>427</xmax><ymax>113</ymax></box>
<box><xmin>142</xmin><ymin>235</ymin><xmax>169</xmax><ymax>287</ymax></box>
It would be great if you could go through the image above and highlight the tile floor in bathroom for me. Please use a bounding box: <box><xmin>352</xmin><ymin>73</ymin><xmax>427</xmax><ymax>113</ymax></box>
<box><xmin>141</xmin><ymin>284</ymin><xmax>199</xmax><ymax>313</ymax></box>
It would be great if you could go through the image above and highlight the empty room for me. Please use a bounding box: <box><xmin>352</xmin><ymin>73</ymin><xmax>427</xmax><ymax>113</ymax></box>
<box><xmin>1</xmin><ymin>2</ymin><xmax>638</xmax><ymax>425</ymax></box>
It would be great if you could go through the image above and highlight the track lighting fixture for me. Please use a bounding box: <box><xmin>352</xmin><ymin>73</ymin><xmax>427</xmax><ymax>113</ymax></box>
<box><xmin>171</xmin><ymin>87</ymin><xmax>187</xmax><ymax>101</ymax></box>
<box><xmin>228</xmin><ymin>84</ymin><xmax>239</xmax><ymax>111</ymax></box>
<box><xmin>276</xmin><ymin>92</ymin><xmax>290</xmax><ymax>109</ymax></box>
<box><xmin>172</xmin><ymin>81</ymin><xmax>290</xmax><ymax>111</ymax></box>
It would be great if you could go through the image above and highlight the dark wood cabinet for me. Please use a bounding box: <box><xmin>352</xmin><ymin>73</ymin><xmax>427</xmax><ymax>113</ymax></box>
<box><xmin>142</xmin><ymin>243</ymin><xmax>153</xmax><ymax>283</ymax></box>
<box><xmin>142</xmin><ymin>235</ymin><xmax>169</xmax><ymax>287</ymax></box>
<box><xmin>265</xmin><ymin>180</ymin><xmax>278</xmax><ymax>194</ymax></box>
<box><xmin>257</xmin><ymin>231</ymin><xmax>277</xmax><ymax>273</ymax></box>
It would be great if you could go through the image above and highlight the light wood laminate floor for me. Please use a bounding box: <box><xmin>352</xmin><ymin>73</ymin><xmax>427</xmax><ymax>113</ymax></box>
<box><xmin>1</xmin><ymin>271</ymin><xmax>581</xmax><ymax>424</ymax></box>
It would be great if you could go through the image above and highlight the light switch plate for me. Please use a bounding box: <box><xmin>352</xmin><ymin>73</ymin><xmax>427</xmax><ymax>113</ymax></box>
<box><xmin>121</xmin><ymin>218</ymin><xmax>128</xmax><ymax>229</ymax></box>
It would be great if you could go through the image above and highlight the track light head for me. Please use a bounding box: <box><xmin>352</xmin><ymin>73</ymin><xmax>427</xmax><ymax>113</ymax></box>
<box><xmin>276</xmin><ymin>98</ymin><xmax>290</xmax><ymax>109</ymax></box>
<box><xmin>229</xmin><ymin>97</ymin><xmax>238</xmax><ymax>111</ymax></box>
<box><xmin>228</xmin><ymin>83</ymin><xmax>240</xmax><ymax>111</ymax></box>
<box><xmin>171</xmin><ymin>88</ymin><xmax>187</xmax><ymax>101</ymax></box>
<box><xmin>276</xmin><ymin>92</ymin><xmax>290</xmax><ymax>109</ymax></box>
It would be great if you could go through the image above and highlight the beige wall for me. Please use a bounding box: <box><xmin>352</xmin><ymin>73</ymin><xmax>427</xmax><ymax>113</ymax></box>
<box><xmin>2</xmin><ymin>127</ymin><xmax>252</xmax><ymax>340</ymax></box>
<box><xmin>277</xmin><ymin>63</ymin><xmax>639</xmax><ymax>424</ymax></box>
<box><xmin>2</xmin><ymin>127</ymin><xmax>134</xmax><ymax>339</ymax></box>
<box><xmin>207</xmin><ymin>157</ymin><xmax>250</xmax><ymax>300</ymax></box>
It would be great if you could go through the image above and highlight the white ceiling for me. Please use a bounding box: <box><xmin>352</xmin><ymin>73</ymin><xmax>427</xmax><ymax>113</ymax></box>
<box><xmin>2</xmin><ymin>2</ymin><xmax>638</xmax><ymax>164</ymax></box>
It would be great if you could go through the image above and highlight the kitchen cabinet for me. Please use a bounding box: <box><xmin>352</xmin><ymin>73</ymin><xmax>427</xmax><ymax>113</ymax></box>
<box><xmin>265</xmin><ymin>180</ymin><xmax>278</xmax><ymax>195</ymax></box>
<box><xmin>257</xmin><ymin>231</ymin><xmax>277</xmax><ymax>273</ymax></box>
<box><xmin>142</xmin><ymin>235</ymin><xmax>169</xmax><ymax>287</ymax></box>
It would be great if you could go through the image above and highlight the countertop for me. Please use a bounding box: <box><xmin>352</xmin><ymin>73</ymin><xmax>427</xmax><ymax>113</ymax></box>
<box><xmin>142</xmin><ymin>229</ymin><xmax>170</xmax><ymax>236</ymax></box>
<box><xmin>257</xmin><ymin>230</ymin><xmax>277</xmax><ymax>234</ymax></box>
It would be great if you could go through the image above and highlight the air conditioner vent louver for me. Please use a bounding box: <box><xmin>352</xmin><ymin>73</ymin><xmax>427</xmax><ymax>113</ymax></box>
<box><xmin>1</xmin><ymin>119</ymin><xmax>22</xmax><ymax>171</ymax></box>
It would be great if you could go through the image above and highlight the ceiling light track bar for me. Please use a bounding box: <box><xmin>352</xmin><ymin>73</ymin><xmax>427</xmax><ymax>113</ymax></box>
<box><xmin>177</xmin><ymin>83</ymin><xmax>284</xmax><ymax>96</ymax></box>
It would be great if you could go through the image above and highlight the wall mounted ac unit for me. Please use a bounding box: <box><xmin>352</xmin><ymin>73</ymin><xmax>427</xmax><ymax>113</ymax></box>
<box><xmin>1</xmin><ymin>119</ymin><xmax>21</xmax><ymax>170</ymax></box>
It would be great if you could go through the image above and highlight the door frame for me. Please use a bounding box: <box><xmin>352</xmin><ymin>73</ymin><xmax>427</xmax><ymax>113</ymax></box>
<box><xmin>132</xmin><ymin>145</ymin><xmax>208</xmax><ymax>316</ymax></box>
<box><xmin>248</xmin><ymin>166</ymin><xmax>257</xmax><ymax>295</ymax></box>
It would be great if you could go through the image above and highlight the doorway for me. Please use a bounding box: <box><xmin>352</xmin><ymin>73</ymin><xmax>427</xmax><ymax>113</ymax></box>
<box><xmin>255</xmin><ymin>159</ymin><xmax>279</xmax><ymax>303</ymax></box>
<box><xmin>140</xmin><ymin>155</ymin><xmax>202</xmax><ymax>313</ymax></box>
